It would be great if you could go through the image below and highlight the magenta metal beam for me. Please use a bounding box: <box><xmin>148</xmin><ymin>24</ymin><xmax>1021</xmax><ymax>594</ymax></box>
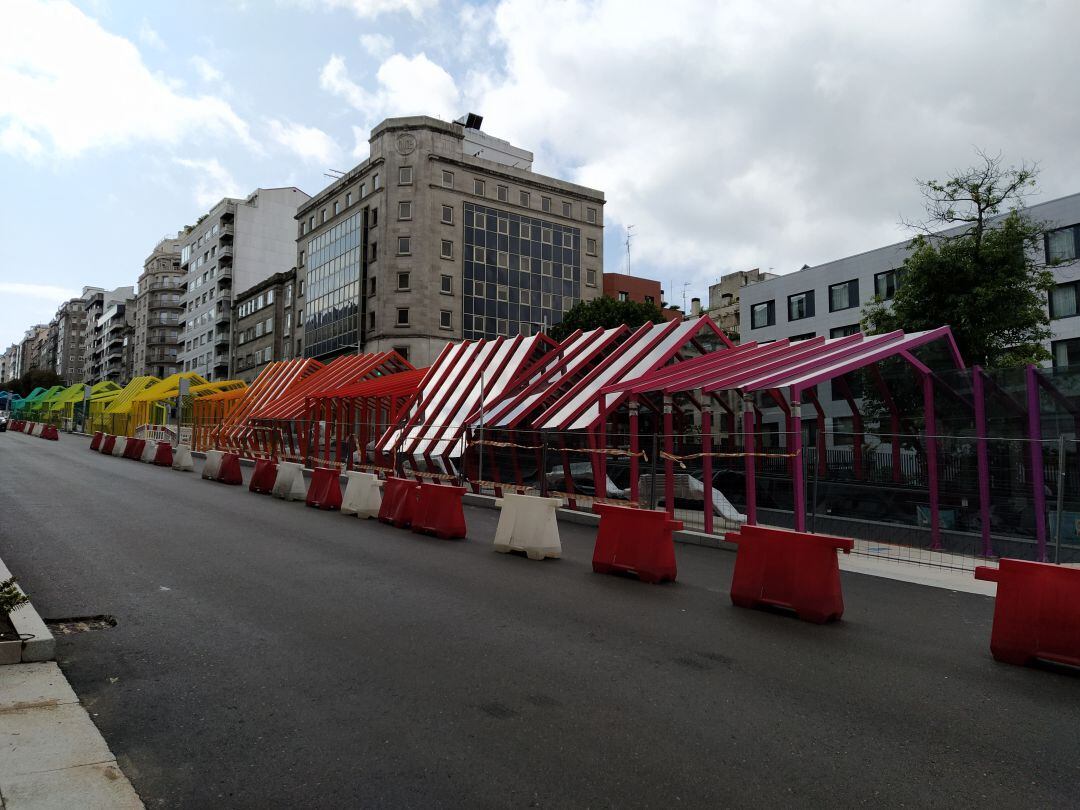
<box><xmin>742</xmin><ymin>397</ymin><xmax>757</xmax><ymax>525</ymax></box>
<box><xmin>972</xmin><ymin>365</ymin><xmax>993</xmax><ymax>558</ymax></box>
<box><xmin>791</xmin><ymin>394</ymin><xmax>805</xmax><ymax>531</ymax></box>
<box><xmin>663</xmin><ymin>393</ymin><xmax>675</xmax><ymax>518</ymax></box>
<box><xmin>1026</xmin><ymin>364</ymin><xmax>1048</xmax><ymax>561</ymax></box>
<box><xmin>701</xmin><ymin>395</ymin><xmax>713</xmax><ymax>535</ymax></box>
<box><xmin>922</xmin><ymin>372</ymin><xmax>942</xmax><ymax>550</ymax></box>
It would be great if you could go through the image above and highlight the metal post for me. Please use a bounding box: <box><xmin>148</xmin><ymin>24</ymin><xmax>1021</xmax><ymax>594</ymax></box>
<box><xmin>1055</xmin><ymin>434</ymin><xmax>1065</xmax><ymax>564</ymax></box>
<box><xmin>972</xmin><ymin>366</ymin><xmax>993</xmax><ymax>558</ymax></box>
<box><xmin>791</xmin><ymin>395</ymin><xmax>805</xmax><ymax>532</ymax></box>
<box><xmin>922</xmin><ymin>373</ymin><xmax>942</xmax><ymax>550</ymax></box>
<box><xmin>628</xmin><ymin>397</ymin><xmax>640</xmax><ymax>505</ymax></box>
<box><xmin>742</xmin><ymin>395</ymin><xmax>757</xmax><ymax>525</ymax></box>
<box><xmin>663</xmin><ymin>394</ymin><xmax>675</xmax><ymax>518</ymax></box>
<box><xmin>540</xmin><ymin>440</ymin><xmax>549</xmax><ymax>497</ymax></box>
<box><xmin>701</xmin><ymin>394</ymin><xmax>713</xmax><ymax>535</ymax></box>
<box><xmin>1026</xmin><ymin>364</ymin><xmax>1048</xmax><ymax>562</ymax></box>
<box><xmin>649</xmin><ymin>431</ymin><xmax>660</xmax><ymax>510</ymax></box>
<box><xmin>811</xmin><ymin>446</ymin><xmax>820</xmax><ymax>534</ymax></box>
<box><xmin>477</xmin><ymin>372</ymin><xmax>485</xmax><ymax>490</ymax></box>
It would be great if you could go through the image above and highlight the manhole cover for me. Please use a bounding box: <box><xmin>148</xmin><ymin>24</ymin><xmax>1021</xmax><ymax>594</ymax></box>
<box><xmin>45</xmin><ymin>615</ymin><xmax>117</xmax><ymax>635</ymax></box>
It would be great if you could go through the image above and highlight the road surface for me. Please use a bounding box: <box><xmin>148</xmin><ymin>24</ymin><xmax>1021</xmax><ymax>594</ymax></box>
<box><xmin>1</xmin><ymin>431</ymin><xmax>1078</xmax><ymax>807</ymax></box>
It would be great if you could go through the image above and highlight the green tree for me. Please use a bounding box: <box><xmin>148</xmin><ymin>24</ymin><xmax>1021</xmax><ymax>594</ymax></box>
<box><xmin>861</xmin><ymin>152</ymin><xmax>1053</xmax><ymax>367</ymax></box>
<box><xmin>548</xmin><ymin>296</ymin><xmax>666</xmax><ymax>342</ymax></box>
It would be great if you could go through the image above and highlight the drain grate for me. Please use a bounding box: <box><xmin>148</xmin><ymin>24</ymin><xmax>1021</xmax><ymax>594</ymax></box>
<box><xmin>45</xmin><ymin>615</ymin><xmax>117</xmax><ymax>635</ymax></box>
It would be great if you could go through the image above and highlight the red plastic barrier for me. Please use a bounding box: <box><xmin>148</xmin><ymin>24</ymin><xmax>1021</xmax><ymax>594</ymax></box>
<box><xmin>10</xmin><ymin>420</ymin><xmax>21</xmax><ymax>432</ymax></box>
<box><xmin>90</xmin><ymin>431</ymin><xmax>103</xmax><ymax>451</ymax></box>
<box><xmin>592</xmin><ymin>503</ymin><xmax>682</xmax><ymax>584</ymax></box>
<box><xmin>123</xmin><ymin>438</ymin><xmax>146</xmax><ymax>459</ymax></box>
<box><xmin>100</xmin><ymin>435</ymin><xmax>116</xmax><ymax>455</ymax></box>
<box><xmin>411</xmin><ymin>483</ymin><xmax>468</xmax><ymax>540</ymax></box>
<box><xmin>216</xmin><ymin>452</ymin><xmax>243</xmax><ymax>485</ymax></box>
<box><xmin>152</xmin><ymin>441</ymin><xmax>173</xmax><ymax>467</ymax></box>
<box><xmin>305</xmin><ymin>466</ymin><xmax>342</xmax><ymax>510</ymax></box>
<box><xmin>23</xmin><ymin>422</ymin><xmax>35</xmax><ymax>434</ymax></box>
<box><xmin>974</xmin><ymin>559</ymin><xmax>1080</xmax><ymax>667</ymax></box>
<box><xmin>725</xmin><ymin>525</ymin><xmax>853</xmax><ymax>623</ymax></box>
<box><xmin>249</xmin><ymin>459</ymin><xmax>278</xmax><ymax>494</ymax></box>
<box><xmin>378</xmin><ymin>477</ymin><xmax>420</xmax><ymax>528</ymax></box>
<box><xmin>40</xmin><ymin>424</ymin><xmax>59</xmax><ymax>441</ymax></box>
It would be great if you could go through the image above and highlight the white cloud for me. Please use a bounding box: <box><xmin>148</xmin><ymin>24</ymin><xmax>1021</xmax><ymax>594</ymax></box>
<box><xmin>0</xmin><ymin>121</ymin><xmax>44</xmax><ymax>159</ymax></box>
<box><xmin>0</xmin><ymin>0</ymin><xmax>254</xmax><ymax>161</ymax></box>
<box><xmin>466</xmin><ymin>0</ymin><xmax>1080</xmax><ymax>301</ymax></box>
<box><xmin>137</xmin><ymin>19</ymin><xmax>165</xmax><ymax>50</ymax></box>
<box><xmin>294</xmin><ymin>0</ymin><xmax>438</xmax><ymax>19</ymax></box>
<box><xmin>0</xmin><ymin>282</ymin><xmax>80</xmax><ymax>301</ymax></box>
<box><xmin>320</xmin><ymin>52</ymin><xmax>460</xmax><ymax>132</ymax></box>
<box><xmin>267</xmin><ymin>119</ymin><xmax>340</xmax><ymax>164</ymax></box>
<box><xmin>173</xmin><ymin>157</ymin><xmax>245</xmax><ymax>208</ymax></box>
<box><xmin>190</xmin><ymin>55</ymin><xmax>224</xmax><ymax>83</ymax></box>
<box><xmin>359</xmin><ymin>33</ymin><xmax>394</xmax><ymax>59</ymax></box>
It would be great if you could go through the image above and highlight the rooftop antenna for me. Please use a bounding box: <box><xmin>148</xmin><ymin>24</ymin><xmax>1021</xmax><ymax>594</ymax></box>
<box><xmin>625</xmin><ymin>225</ymin><xmax>635</xmax><ymax>275</ymax></box>
<box><xmin>682</xmin><ymin>281</ymin><xmax>691</xmax><ymax>312</ymax></box>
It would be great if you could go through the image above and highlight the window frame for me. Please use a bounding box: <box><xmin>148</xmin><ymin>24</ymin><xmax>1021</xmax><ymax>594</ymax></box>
<box><xmin>440</xmin><ymin>204</ymin><xmax>454</xmax><ymax>224</ymax></box>
<box><xmin>440</xmin><ymin>309</ymin><xmax>452</xmax><ymax>330</ymax></box>
<box><xmin>750</xmin><ymin>300</ymin><xmax>776</xmax><ymax>329</ymax></box>
<box><xmin>828</xmin><ymin>279</ymin><xmax>859</xmax><ymax>312</ymax></box>
<box><xmin>1046</xmin><ymin>224</ymin><xmax>1080</xmax><ymax>264</ymax></box>
<box><xmin>398</xmin><ymin>166</ymin><xmax>413</xmax><ymax>185</ymax></box>
<box><xmin>786</xmin><ymin>290</ymin><xmax>815</xmax><ymax>321</ymax></box>
<box><xmin>396</xmin><ymin>307</ymin><xmax>410</xmax><ymax>327</ymax></box>
<box><xmin>397</xmin><ymin>200</ymin><xmax>412</xmax><ymax>221</ymax></box>
<box><xmin>441</xmin><ymin>239</ymin><xmax>454</xmax><ymax>260</ymax></box>
<box><xmin>396</xmin><ymin>271</ymin><xmax>410</xmax><ymax>291</ymax></box>
<box><xmin>397</xmin><ymin>236</ymin><xmax>411</xmax><ymax>256</ymax></box>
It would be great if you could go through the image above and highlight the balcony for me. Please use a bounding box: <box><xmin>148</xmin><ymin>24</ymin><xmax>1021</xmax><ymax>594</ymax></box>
<box><xmin>217</xmin><ymin>244</ymin><xmax>233</xmax><ymax>263</ymax></box>
<box><xmin>215</xmin><ymin>307</ymin><xmax>231</xmax><ymax>326</ymax></box>
<box><xmin>150</xmin><ymin>294</ymin><xmax>184</xmax><ymax>310</ymax></box>
<box><xmin>150</xmin><ymin>315</ymin><xmax>180</xmax><ymax>327</ymax></box>
<box><xmin>214</xmin><ymin>330</ymin><xmax>230</xmax><ymax>349</ymax></box>
<box><xmin>146</xmin><ymin>350</ymin><xmax>178</xmax><ymax>364</ymax></box>
<box><xmin>219</xmin><ymin>222</ymin><xmax>234</xmax><ymax>239</ymax></box>
<box><xmin>147</xmin><ymin>331</ymin><xmax>178</xmax><ymax>346</ymax></box>
<box><xmin>214</xmin><ymin>354</ymin><xmax>230</xmax><ymax>369</ymax></box>
<box><xmin>148</xmin><ymin>280</ymin><xmax>184</xmax><ymax>292</ymax></box>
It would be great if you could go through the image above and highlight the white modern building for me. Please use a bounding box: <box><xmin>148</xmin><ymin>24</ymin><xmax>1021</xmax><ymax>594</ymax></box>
<box><xmin>739</xmin><ymin>192</ymin><xmax>1080</xmax><ymax>367</ymax></box>
<box><xmin>178</xmin><ymin>187</ymin><xmax>310</xmax><ymax>381</ymax></box>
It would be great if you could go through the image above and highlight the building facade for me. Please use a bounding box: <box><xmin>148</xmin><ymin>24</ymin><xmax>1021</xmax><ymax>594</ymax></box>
<box><xmin>707</xmin><ymin>268</ymin><xmax>777</xmax><ymax>339</ymax></box>
<box><xmin>178</xmin><ymin>187</ymin><xmax>310</xmax><ymax>381</ymax></box>
<box><xmin>295</xmin><ymin>114</ymin><xmax>605</xmax><ymax>367</ymax></box>
<box><xmin>738</xmin><ymin>192</ymin><xmax>1080</xmax><ymax>366</ymax></box>
<box><xmin>0</xmin><ymin>345</ymin><xmax>16</xmax><ymax>383</ymax></box>
<box><xmin>231</xmin><ymin>269</ymin><xmax>296</xmax><ymax>383</ymax></box>
<box><xmin>133</xmin><ymin>237</ymin><xmax>184</xmax><ymax>379</ymax></box>
<box><xmin>83</xmin><ymin>287</ymin><xmax>134</xmax><ymax>383</ymax></box>
<box><xmin>53</xmin><ymin>292</ymin><xmax>95</xmax><ymax>384</ymax></box>
<box><xmin>19</xmin><ymin>325</ymin><xmax>50</xmax><ymax>376</ymax></box>
<box><xmin>602</xmin><ymin>273</ymin><xmax>661</xmax><ymax>306</ymax></box>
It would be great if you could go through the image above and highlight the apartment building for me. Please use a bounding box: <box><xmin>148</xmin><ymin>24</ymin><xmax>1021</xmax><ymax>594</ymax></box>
<box><xmin>133</xmin><ymin>237</ymin><xmax>184</xmax><ymax>379</ymax></box>
<box><xmin>178</xmin><ymin>187</ymin><xmax>311</xmax><ymax>381</ymax></box>
<box><xmin>295</xmin><ymin>114</ymin><xmax>605</xmax><ymax>366</ymax></box>
<box><xmin>603</xmin><ymin>273</ymin><xmax>661</xmax><ymax>306</ymax></box>
<box><xmin>0</xmin><ymin>345</ymin><xmax>16</xmax><ymax>383</ymax></box>
<box><xmin>53</xmin><ymin>291</ymin><xmax>97</xmax><ymax>384</ymax></box>
<box><xmin>739</xmin><ymin>192</ymin><xmax>1080</xmax><ymax>366</ymax></box>
<box><xmin>231</xmin><ymin>270</ymin><xmax>296</xmax><ymax>383</ymax></box>
<box><xmin>83</xmin><ymin>287</ymin><xmax>135</xmax><ymax>383</ymax></box>
<box><xmin>19</xmin><ymin>325</ymin><xmax>50</xmax><ymax>376</ymax></box>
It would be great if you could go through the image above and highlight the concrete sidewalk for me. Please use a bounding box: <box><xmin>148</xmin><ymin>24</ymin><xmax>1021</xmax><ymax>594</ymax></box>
<box><xmin>0</xmin><ymin>662</ymin><xmax>142</xmax><ymax>809</ymax></box>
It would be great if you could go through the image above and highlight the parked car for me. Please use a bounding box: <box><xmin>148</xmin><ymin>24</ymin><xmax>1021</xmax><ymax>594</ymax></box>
<box><xmin>0</xmin><ymin>414</ymin><xmax>8</xmax><ymax>432</ymax></box>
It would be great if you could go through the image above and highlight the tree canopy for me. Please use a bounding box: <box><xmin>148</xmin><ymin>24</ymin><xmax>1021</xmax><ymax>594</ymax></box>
<box><xmin>548</xmin><ymin>296</ymin><xmax>666</xmax><ymax>341</ymax></box>
<box><xmin>862</xmin><ymin>152</ymin><xmax>1053</xmax><ymax>367</ymax></box>
<box><xmin>0</xmin><ymin>368</ymin><xmax>65</xmax><ymax>398</ymax></box>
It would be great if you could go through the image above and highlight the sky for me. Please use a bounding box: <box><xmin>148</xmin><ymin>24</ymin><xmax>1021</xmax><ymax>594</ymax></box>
<box><xmin>2</xmin><ymin>0</ymin><xmax>1079</xmax><ymax>349</ymax></box>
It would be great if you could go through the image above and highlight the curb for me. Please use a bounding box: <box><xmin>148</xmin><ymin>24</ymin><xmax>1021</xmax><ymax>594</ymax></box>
<box><xmin>0</xmin><ymin>554</ymin><xmax>56</xmax><ymax>664</ymax></box>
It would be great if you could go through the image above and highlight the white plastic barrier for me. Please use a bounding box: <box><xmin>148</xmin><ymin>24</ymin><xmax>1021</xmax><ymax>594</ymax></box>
<box><xmin>111</xmin><ymin>436</ymin><xmax>127</xmax><ymax>457</ymax></box>
<box><xmin>341</xmin><ymin>471</ymin><xmax>382</xmax><ymax>518</ymax></box>
<box><xmin>493</xmin><ymin>493</ymin><xmax>562</xmax><ymax>560</ymax></box>
<box><xmin>140</xmin><ymin>440</ymin><xmax>158</xmax><ymax>463</ymax></box>
<box><xmin>31</xmin><ymin>423</ymin><xmax>44</xmax><ymax>437</ymax></box>
<box><xmin>172</xmin><ymin>444</ymin><xmax>194</xmax><ymax>472</ymax></box>
<box><xmin>201</xmin><ymin>449</ymin><xmax>223</xmax><ymax>480</ymax></box>
<box><xmin>272</xmin><ymin>461</ymin><xmax>307</xmax><ymax>501</ymax></box>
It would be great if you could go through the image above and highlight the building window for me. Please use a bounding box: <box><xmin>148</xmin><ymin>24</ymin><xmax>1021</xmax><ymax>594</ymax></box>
<box><xmin>1047</xmin><ymin>225</ymin><xmax>1079</xmax><ymax>264</ymax></box>
<box><xmin>541</xmin><ymin>196</ymin><xmax>551</xmax><ymax>213</ymax></box>
<box><xmin>398</xmin><ymin>201</ymin><xmax>412</xmax><ymax>220</ymax></box>
<box><xmin>830</xmin><ymin>323</ymin><xmax>860</xmax><ymax>338</ymax></box>
<box><xmin>397</xmin><ymin>272</ymin><xmax>410</xmax><ymax>291</ymax></box>
<box><xmin>790</xmin><ymin>332</ymin><xmax>815</xmax><ymax>341</ymax></box>
<box><xmin>644</xmin><ymin>295</ymin><xmax>655</xmax><ymax>304</ymax></box>
<box><xmin>440</xmin><ymin>310</ymin><xmax>452</xmax><ymax>329</ymax></box>
<box><xmin>346</xmin><ymin>192</ymin><xmax>352</xmax><ymax>206</ymax></box>
<box><xmin>373</xmin><ymin>172</ymin><xmax>381</xmax><ymax>189</ymax></box>
<box><xmin>562</xmin><ymin>201</ymin><xmax>572</xmax><ymax>218</ymax></box>
<box><xmin>299</xmin><ymin>250</ymin><xmax>305</xmax><ymax>266</ymax></box>
<box><xmin>874</xmin><ymin>269</ymin><xmax>904</xmax><ymax>300</ymax></box>
<box><xmin>368</xmin><ymin>276</ymin><xmax>377</xmax><ymax>296</ymax></box>
<box><xmin>370</xmin><ymin>208</ymin><xmax>378</xmax><ymax>226</ymax></box>
<box><xmin>497</xmin><ymin>185</ymin><xmax>508</xmax><ymax>202</ymax></box>
<box><xmin>441</xmin><ymin>240</ymin><xmax>454</xmax><ymax>259</ymax></box>
<box><xmin>618</xmin><ymin>291</ymin><xmax>629</xmax><ymax>302</ymax></box>
<box><xmin>396</xmin><ymin>308</ymin><xmax>409</xmax><ymax>327</ymax></box>
<box><xmin>397</xmin><ymin>236</ymin><xmax>411</xmax><ymax>255</ymax></box>
<box><xmin>586</xmin><ymin>268</ymin><xmax>597</xmax><ymax>287</ymax></box>
<box><xmin>367</xmin><ymin>311</ymin><xmax>374</xmax><ymax>330</ymax></box>
<box><xmin>441</xmin><ymin>204</ymin><xmax>454</xmax><ymax>224</ymax></box>
<box><xmin>394</xmin><ymin>345</ymin><xmax>410</xmax><ymax>362</ymax></box>
<box><xmin>586</xmin><ymin>237</ymin><xmax>597</xmax><ymax>255</ymax></box>
<box><xmin>442</xmin><ymin>170</ymin><xmax>454</xmax><ymax>188</ymax></box>
<box><xmin>1050</xmin><ymin>281</ymin><xmax>1080</xmax><ymax>320</ymax></box>
<box><xmin>333</xmin><ymin>201</ymin><xmax>340</xmax><ymax>216</ymax></box>
<box><xmin>440</xmin><ymin>274</ymin><xmax>452</xmax><ymax>294</ymax></box>
<box><xmin>750</xmin><ymin>300</ymin><xmax>776</xmax><ymax>329</ymax></box>
<box><xmin>320</xmin><ymin>208</ymin><xmax>326</xmax><ymax>223</ymax></box>
<box><xmin>309</xmin><ymin>215</ymin><xmax>314</xmax><ymax>229</ymax></box>
<box><xmin>399</xmin><ymin>166</ymin><xmax>413</xmax><ymax>185</ymax></box>
<box><xmin>474</xmin><ymin>178</ymin><xmax>485</xmax><ymax>196</ymax></box>
<box><xmin>519</xmin><ymin>190</ymin><xmax>530</xmax><ymax>207</ymax></box>
<box><xmin>586</xmin><ymin>207</ymin><xmax>597</xmax><ymax>224</ymax></box>
<box><xmin>828</xmin><ymin>279</ymin><xmax>859</xmax><ymax>312</ymax></box>
<box><xmin>787</xmin><ymin>290</ymin><xmax>815</xmax><ymax>321</ymax></box>
<box><xmin>1053</xmin><ymin>337</ymin><xmax>1080</xmax><ymax>368</ymax></box>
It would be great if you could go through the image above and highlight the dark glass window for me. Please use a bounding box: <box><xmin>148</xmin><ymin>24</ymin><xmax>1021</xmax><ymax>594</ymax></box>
<box><xmin>750</xmin><ymin>300</ymin><xmax>775</xmax><ymax>329</ymax></box>
<box><xmin>874</xmin><ymin>269</ymin><xmax>903</xmax><ymax>300</ymax></box>
<box><xmin>1047</xmin><ymin>225</ymin><xmax>1079</xmax><ymax>263</ymax></box>
<box><xmin>829</xmin><ymin>323</ymin><xmax>860</xmax><ymax>338</ymax></box>
<box><xmin>1050</xmin><ymin>281</ymin><xmax>1080</xmax><ymax>320</ymax></box>
<box><xmin>829</xmin><ymin>279</ymin><xmax>859</xmax><ymax>311</ymax></box>
<box><xmin>787</xmin><ymin>290</ymin><xmax>814</xmax><ymax>321</ymax></box>
<box><xmin>1053</xmin><ymin>337</ymin><xmax>1080</xmax><ymax>368</ymax></box>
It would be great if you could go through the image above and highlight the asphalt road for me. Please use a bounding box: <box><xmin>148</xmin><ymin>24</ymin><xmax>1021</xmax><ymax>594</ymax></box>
<box><xmin>1</xmin><ymin>430</ymin><xmax>1078</xmax><ymax>808</ymax></box>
